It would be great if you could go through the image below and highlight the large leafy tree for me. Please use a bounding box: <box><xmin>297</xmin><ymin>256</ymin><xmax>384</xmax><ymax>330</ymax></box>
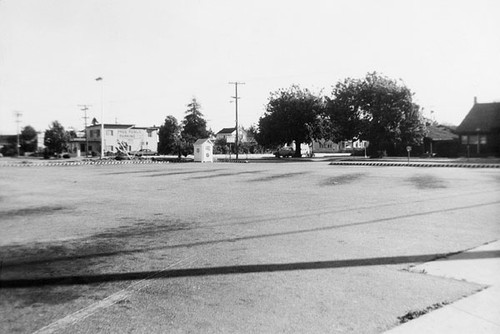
<box><xmin>256</xmin><ymin>85</ymin><xmax>325</xmax><ymax>157</ymax></box>
<box><xmin>181</xmin><ymin>98</ymin><xmax>210</xmax><ymax>153</ymax></box>
<box><xmin>325</xmin><ymin>77</ymin><xmax>369</xmax><ymax>142</ymax></box>
<box><xmin>326</xmin><ymin>72</ymin><xmax>426</xmax><ymax>156</ymax></box>
<box><xmin>158</xmin><ymin>115</ymin><xmax>181</xmax><ymax>155</ymax></box>
<box><xmin>20</xmin><ymin>125</ymin><xmax>38</xmax><ymax>153</ymax></box>
<box><xmin>44</xmin><ymin>121</ymin><xmax>69</xmax><ymax>154</ymax></box>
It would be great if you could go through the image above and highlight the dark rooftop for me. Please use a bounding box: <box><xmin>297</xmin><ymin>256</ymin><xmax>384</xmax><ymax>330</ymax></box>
<box><xmin>456</xmin><ymin>102</ymin><xmax>500</xmax><ymax>133</ymax></box>
<box><xmin>216</xmin><ymin>127</ymin><xmax>236</xmax><ymax>134</ymax></box>
<box><xmin>426</xmin><ymin>124</ymin><xmax>458</xmax><ymax>141</ymax></box>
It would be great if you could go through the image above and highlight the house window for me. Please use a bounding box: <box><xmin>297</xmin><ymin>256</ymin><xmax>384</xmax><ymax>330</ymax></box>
<box><xmin>480</xmin><ymin>135</ymin><xmax>487</xmax><ymax>144</ymax></box>
<box><xmin>196</xmin><ymin>148</ymin><xmax>200</xmax><ymax>153</ymax></box>
<box><xmin>106</xmin><ymin>145</ymin><xmax>113</xmax><ymax>151</ymax></box>
<box><xmin>106</xmin><ymin>130</ymin><xmax>113</xmax><ymax>136</ymax></box>
<box><xmin>461</xmin><ymin>136</ymin><xmax>468</xmax><ymax>145</ymax></box>
<box><xmin>469</xmin><ymin>136</ymin><xmax>478</xmax><ymax>145</ymax></box>
<box><xmin>148</xmin><ymin>132</ymin><xmax>152</xmax><ymax>137</ymax></box>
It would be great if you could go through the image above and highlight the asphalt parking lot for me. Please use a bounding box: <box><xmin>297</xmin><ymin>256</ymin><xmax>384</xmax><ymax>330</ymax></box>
<box><xmin>1</xmin><ymin>162</ymin><xmax>499</xmax><ymax>333</ymax></box>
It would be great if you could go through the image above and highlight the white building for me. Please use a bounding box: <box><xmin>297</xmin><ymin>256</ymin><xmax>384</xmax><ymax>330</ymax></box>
<box><xmin>311</xmin><ymin>139</ymin><xmax>339</xmax><ymax>153</ymax></box>
<box><xmin>37</xmin><ymin>132</ymin><xmax>45</xmax><ymax>151</ymax></box>
<box><xmin>193</xmin><ymin>138</ymin><xmax>213</xmax><ymax>162</ymax></box>
<box><xmin>84</xmin><ymin>124</ymin><xmax>159</xmax><ymax>156</ymax></box>
<box><xmin>215</xmin><ymin>127</ymin><xmax>252</xmax><ymax>143</ymax></box>
<box><xmin>338</xmin><ymin>139</ymin><xmax>369</xmax><ymax>151</ymax></box>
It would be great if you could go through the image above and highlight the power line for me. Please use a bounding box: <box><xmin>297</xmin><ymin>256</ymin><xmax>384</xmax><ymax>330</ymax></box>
<box><xmin>228</xmin><ymin>82</ymin><xmax>245</xmax><ymax>160</ymax></box>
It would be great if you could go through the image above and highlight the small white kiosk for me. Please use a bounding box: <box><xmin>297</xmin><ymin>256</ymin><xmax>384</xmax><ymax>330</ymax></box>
<box><xmin>193</xmin><ymin>138</ymin><xmax>214</xmax><ymax>163</ymax></box>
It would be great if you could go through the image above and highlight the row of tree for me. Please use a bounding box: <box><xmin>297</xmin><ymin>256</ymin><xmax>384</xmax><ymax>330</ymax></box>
<box><xmin>158</xmin><ymin>98</ymin><xmax>212</xmax><ymax>157</ymax></box>
<box><xmin>256</xmin><ymin>72</ymin><xmax>427</xmax><ymax>157</ymax></box>
<box><xmin>1</xmin><ymin>121</ymin><xmax>76</xmax><ymax>157</ymax></box>
<box><xmin>158</xmin><ymin>73</ymin><xmax>426</xmax><ymax>158</ymax></box>
<box><xmin>0</xmin><ymin>125</ymin><xmax>38</xmax><ymax>156</ymax></box>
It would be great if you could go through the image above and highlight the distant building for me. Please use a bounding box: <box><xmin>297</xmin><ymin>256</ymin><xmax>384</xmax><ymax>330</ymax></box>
<box><xmin>37</xmin><ymin>132</ymin><xmax>45</xmax><ymax>151</ymax></box>
<box><xmin>67</xmin><ymin>131</ymin><xmax>86</xmax><ymax>156</ymax></box>
<box><xmin>83</xmin><ymin>123</ymin><xmax>159</xmax><ymax>156</ymax></box>
<box><xmin>338</xmin><ymin>139</ymin><xmax>369</xmax><ymax>151</ymax></box>
<box><xmin>423</xmin><ymin>124</ymin><xmax>459</xmax><ymax>157</ymax></box>
<box><xmin>215</xmin><ymin>127</ymin><xmax>236</xmax><ymax>142</ymax></box>
<box><xmin>215</xmin><ymin>127</ymin><xmax>252</xmax><ymax>143</ymax></box>
<box><xmin>311</xmin><ymin>139</ymin><xmax>339</xmax><ymax>153</ymax></box>
<box><xmin>456</xmin><ymin>99</ymin><xmax>500</xmax><ymax>157</ymax></box>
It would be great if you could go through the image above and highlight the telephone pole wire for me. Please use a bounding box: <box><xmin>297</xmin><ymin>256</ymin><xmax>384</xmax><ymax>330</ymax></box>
<box><xmin>228</xmin><ymin>82</ymin><xmax>245</xmax><ymax>160</ymax></box>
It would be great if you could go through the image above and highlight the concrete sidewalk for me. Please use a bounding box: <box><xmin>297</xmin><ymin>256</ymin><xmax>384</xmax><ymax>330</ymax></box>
<box><xmin>385</xmin><ymin>240</ymin><xmax>500</xmax><ymax>333</ymax></box>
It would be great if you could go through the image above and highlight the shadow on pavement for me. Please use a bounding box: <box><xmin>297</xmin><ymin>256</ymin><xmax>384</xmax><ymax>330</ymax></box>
<box><xmin>1</xmin><ymin>250</ymin><xmax>499</xmax><ymax>288</ymax></box>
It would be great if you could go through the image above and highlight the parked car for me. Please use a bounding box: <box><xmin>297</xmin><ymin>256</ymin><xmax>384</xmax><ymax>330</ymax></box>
<box><xmin>274</xmin><ymin>146</ymin><xmax>295</xmax><ymax>158</ymax></box>
<box><xmin>115</xmin><ymin>152</ymin><xmax>133</xmax><ymax>160</ymax></box>
<box><xmin>133</xmin><ymin>149</ymin><xmax>157</xmax><ymax>156</ymax></box>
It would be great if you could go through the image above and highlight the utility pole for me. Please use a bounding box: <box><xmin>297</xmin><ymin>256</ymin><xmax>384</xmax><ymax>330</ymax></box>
<box><xmin>228</xmin><ymin>82</ymin><xmax>245</xmax><ymax>160</ymax></box>
<box><xmin>14</xmin><ymin>111</ymin><xmax>22</xmax><ymax>157</ymax></box>
<box><xmin>78</xmin><ymin>104</ymin><xmax>91</xmax><ymax>157</ymax></box>
<box><xmin>95</xmin><ymin>77</ymin><xmax>104</xmax><ymax>159</ymax></box>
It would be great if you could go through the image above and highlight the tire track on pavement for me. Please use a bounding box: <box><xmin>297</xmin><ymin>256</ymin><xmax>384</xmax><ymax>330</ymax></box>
<box><xmin>32</xmin><ymin>249</ymin><xmax>208</xmax><ymax>334</ymax></box>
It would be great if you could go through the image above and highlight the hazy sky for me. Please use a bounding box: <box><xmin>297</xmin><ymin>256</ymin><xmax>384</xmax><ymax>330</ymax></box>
<box><xmin>1</xmin><ymin>0</ymin><xmax>499</xmax><ymax>135</ymax></box>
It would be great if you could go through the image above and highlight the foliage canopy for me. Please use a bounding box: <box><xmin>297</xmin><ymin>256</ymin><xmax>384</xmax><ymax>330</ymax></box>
<box><xmin>20</xmin><ymin>125</ymin><xmax>38</xmax><ymax>153</ymax></box>
<box><xmin>326</xmin><ymin>72</ymin><xmax>426</xmax><ymax>156</ymax></box>
<box><xmin>256</xmin><ymin>85</ymin><xmax>325</xmax><ymax>157</ymax></box>
<box><xmin>44</xmin><ymin>121</ymin><xmax>69</xmax><ymax>154</ymax></box>
<box><xmin>181</xmin><ymin>98</ymin><xmax>210</xmax><ymax>145</ymax></box>
<box><xmin>158</xmin><ymin>115</ymin><xmax>181</xmax><ymax>155</ymax></box>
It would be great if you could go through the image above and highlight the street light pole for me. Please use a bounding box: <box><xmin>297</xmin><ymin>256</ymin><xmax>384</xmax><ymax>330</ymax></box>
<box><xmin>96</xmin><ymin>77</ymin><xmax>104</xmax><ymax>159</ymax></box>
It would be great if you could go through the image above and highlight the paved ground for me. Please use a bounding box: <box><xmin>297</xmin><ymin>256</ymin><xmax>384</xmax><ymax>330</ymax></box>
<box><xmin>0</xmin><ymin>162</ymin><xmax>499</xmax><ymax>333</ymax></box>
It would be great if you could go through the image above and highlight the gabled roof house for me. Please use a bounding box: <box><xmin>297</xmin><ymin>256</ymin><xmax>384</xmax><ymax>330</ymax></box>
<box><xmin>215</xmin><ymin>127</ymin><xmax>253</xmax><ymax>143</ymax></box>
<box><xmin>456</xmin><ymin>100</ymin><xmax>500</xmax><ymax>157</ymax></box>
<box><xmin>423</xmin><ymin>124</ymin><xmax>459</xmax><ymax>157</ymax></box>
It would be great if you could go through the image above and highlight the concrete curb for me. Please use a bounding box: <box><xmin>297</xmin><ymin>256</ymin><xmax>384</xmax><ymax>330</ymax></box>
<box><xmin>0</xmin><ymin>160</ymin><xmax>171</xmax><ymax>167</ymax></box>
<box><xmin>384</xmin><ymin>240</ymin><xmax>500</xmax><ymax>333</ymax></box>
<box><xmin>214</xmin><ymin>159</ymin><xmax>251</xmax><ymax>163</ymax></box>
<box><xmin>329</xmin><ymin>161</ymin><xmax>500</xmax><ymax>168</ymax></box>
